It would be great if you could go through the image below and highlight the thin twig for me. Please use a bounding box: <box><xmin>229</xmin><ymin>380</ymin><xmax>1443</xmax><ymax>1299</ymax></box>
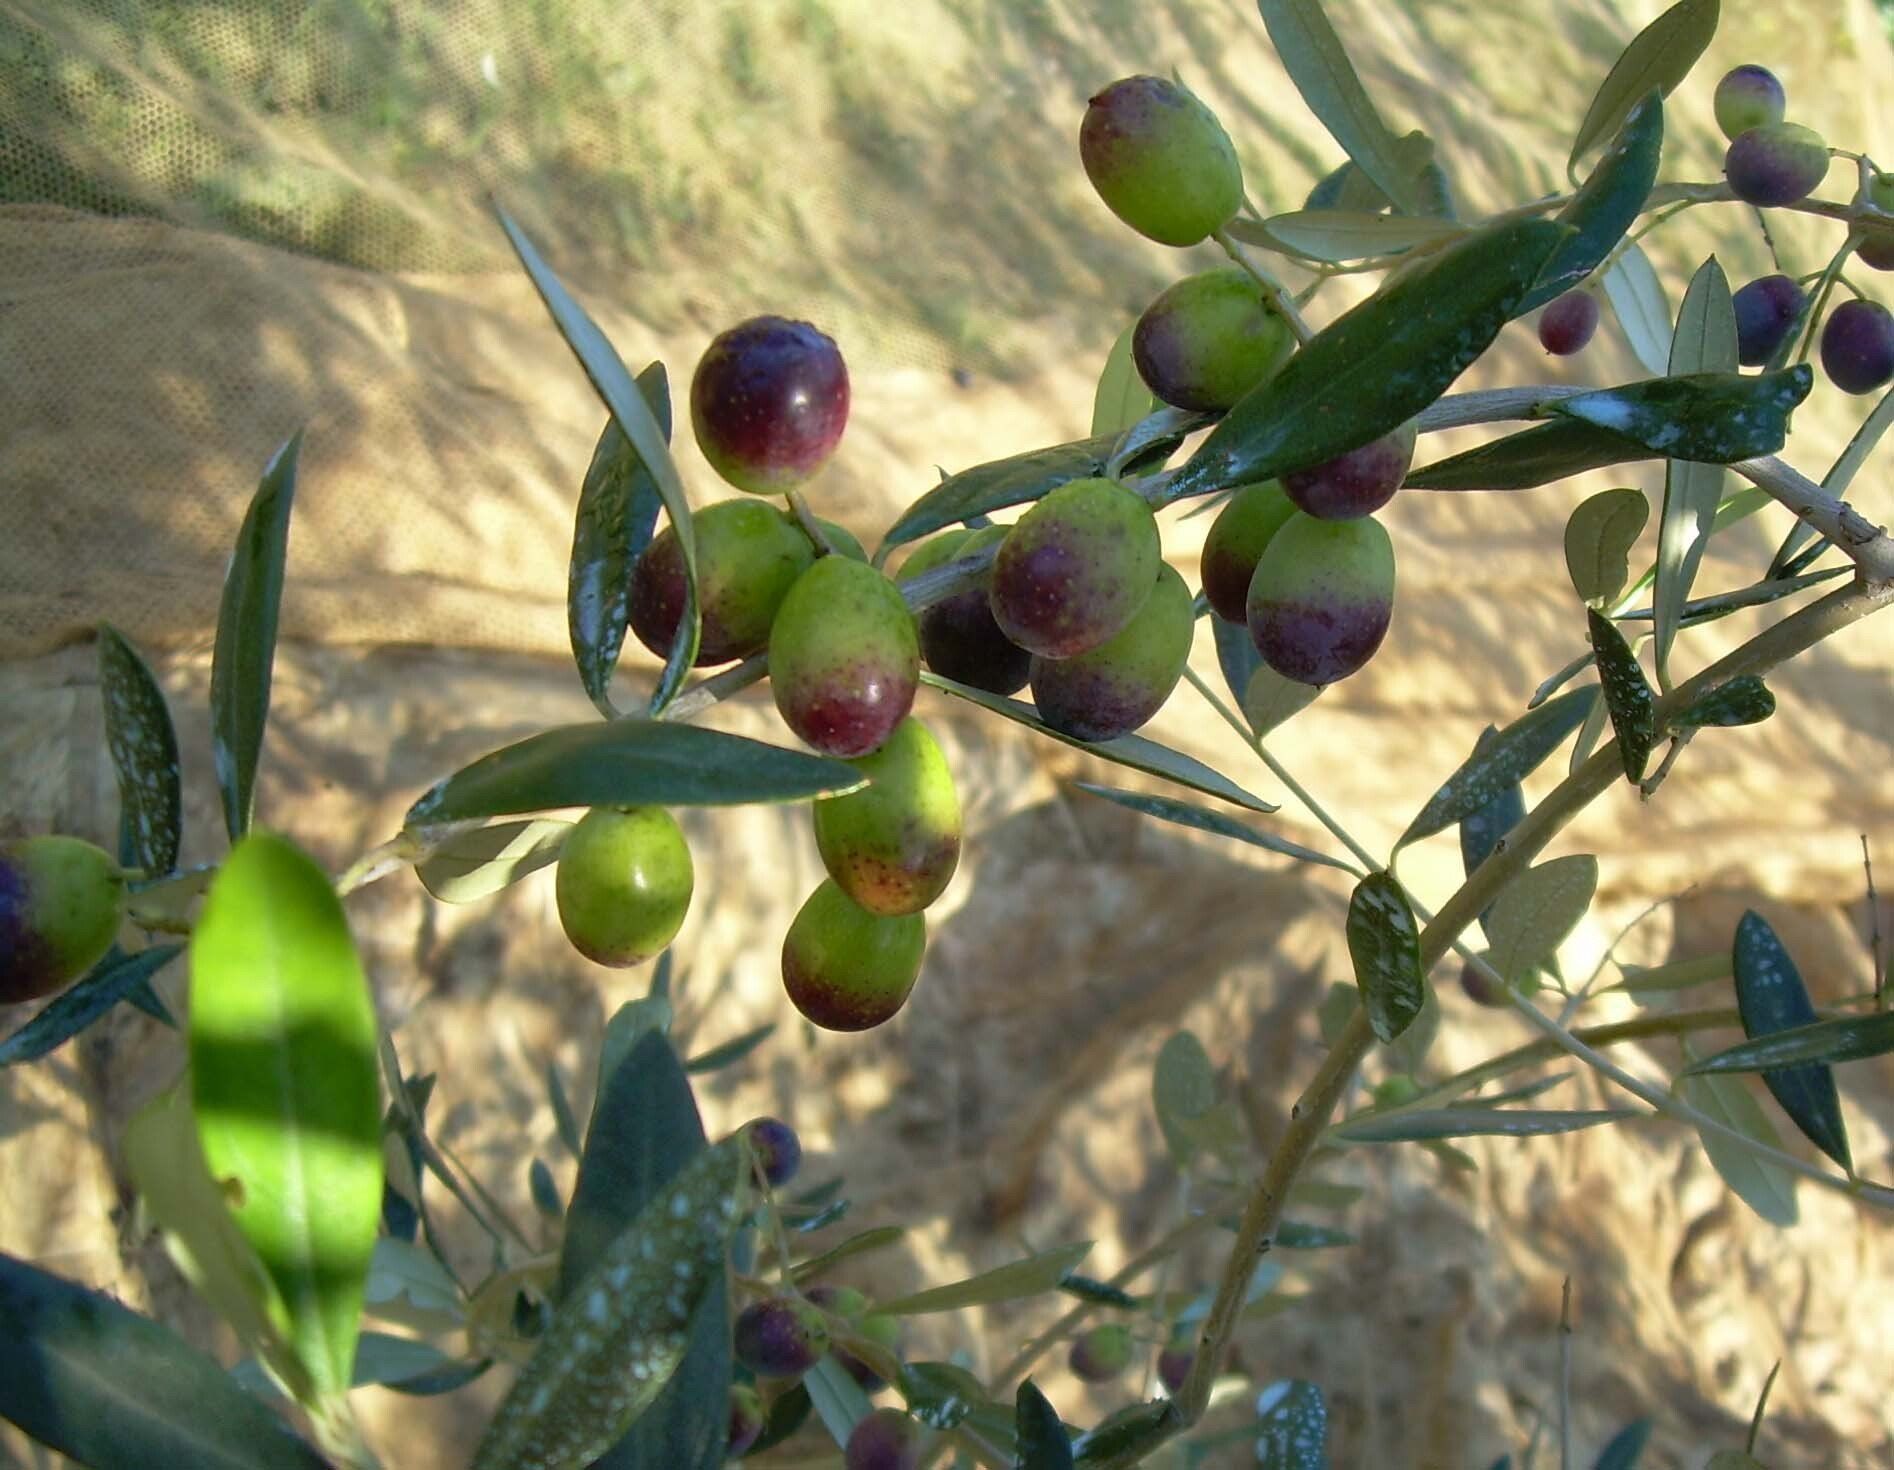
<box><xmin>1212</xmin><ymin>226</ymin><xmax>1317</xmax><ymax>344</ymax></box>
<box><xmin>1865</xmin><ymin>835</ymin><xmax>1887</xmax><ymax>1011</ymax></box>
<box><xmin>1558</xmin><ymin>1279</ymin><xmax>1574</xmax><ymax>1470</ymax></box>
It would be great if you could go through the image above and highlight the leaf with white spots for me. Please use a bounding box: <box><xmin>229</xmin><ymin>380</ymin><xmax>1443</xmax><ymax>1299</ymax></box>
<box><xmin>1730</xmin><ymin>911</ymin><xmax>1851</xmax><ymax>1172</ymax></box>
<box><xmin>470</xmin><ymin>1136</ymin><xmax>748</xmax><ymax>1470</ymax></box>
<box><xmin>1346</xmin><ymin>872</ymin><xmax>1425</xmax><ymax>1044</ymax></box>
<box><xmin>98</xmin><ymin>624</ymin><xmax>183</xmax><ymax>876</ymax></box>
<box><xmin>1397</xmin><ymin>686</ymin><xmax>1597</xmax><ymax>849</ymax></box>
<box><xmin>1253</xmin><ymin>1378</ymin><xmax>1328</xmax><ymax>1469</ymax></box>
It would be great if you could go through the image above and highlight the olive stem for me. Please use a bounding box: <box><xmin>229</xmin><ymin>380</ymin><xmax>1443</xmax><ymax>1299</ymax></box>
<box><xmin>1211</xmin><ymin>226</ymin><xmax>1317</xmax><ymax>344</ymax></box>
<box><xmin>784</xmin><ymin>487</ymin><xmax>839</xmax><ymax>557</ymax></box>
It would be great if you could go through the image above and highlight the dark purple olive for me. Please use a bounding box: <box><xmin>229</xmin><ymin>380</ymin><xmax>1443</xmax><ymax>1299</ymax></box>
<box><xmin>844</xmin><ymin>1408</ymin><xmax>923</xmax><ymax>1470</ymax></box>
<box><xmin>691</xmin><ymin>316</ymin><xmax>849</xmax><ymax>495</ymax></box>
<box><xmin>1723</xmin><ymin>123</ymin><xmax>1829</xmax><ymax>208</ymax></box>
<box><xmin>1156</xmin><ymin>1344</ymin><xmax>1195</xmax><ymax>1395</ymax></box>
<box><xmin>1731</xmin><ymin>274</ymin><xmax>1806</xmax><ymax>366</ymax></box>
<box><xmin>1537</xmin><ymin>290</ymin><xmax>1600</xmax><ymax>356</ymax></box>
<box><xmin>1820</xmin><ymin>299</ymin><xmax>1894</xmax><ymax>394</ymax></box>
<box><xmin>727</xmin><ymin>1385</ymin><xmax>767</xmax><ymax>1457</ymax></box>
<box><xmin>734</xmin><ymin>1296</ymin><xmax>830</xmax><ymax>1379</ymax></box>
<box><xmin>745</xmin><ymin>1117</ymin><xmax>802</xmax><ymax>1187</ymax></box>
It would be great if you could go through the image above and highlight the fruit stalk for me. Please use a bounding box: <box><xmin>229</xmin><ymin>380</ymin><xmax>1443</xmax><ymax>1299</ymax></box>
<box><xmin>1210</xmin><ymin>227</ymin><xmax>1314</xmax><ymax>345</ymax></box>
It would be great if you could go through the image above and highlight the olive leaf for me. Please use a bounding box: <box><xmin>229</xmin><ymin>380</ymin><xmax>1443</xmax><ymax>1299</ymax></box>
<box><xmin>1253</xmin><ymin>1378</ymin><xmax>1329</xmax><ymax>1470</ymax></box>
<box><xmin>1730</xmin><ymin>911</ymin><xmax>1851</xmax><ymax>1171</ymax></box>
<box><xmin>1684</xmin><ymin>1011</ymin><xmax>1894</xmax><ymax>1075</ymax></box>
<box><xmin>1679</xmin><ymin>1066</ymin><xmax>1798</xmax><ymax>1227</ymax></box>
<box><xmin>97</xmin><ymin>624</ymin><xmax>182</xmax><ymax>876</ymax></box>
<box><xmin>1092</xmin><ymin>323</ymin><xmax>1156</xmax><ymax>436</ymax></box>
<box><xmin>1672</xmin><ymin>675</ymin><xmax>1775</xmax><ymax>729</ymax></box>
<box><xmin>1243</xmin><ymin>209</ymin><xmax>1463</xmax><ymax>262</ymax></box>
<box><xmin>1397</xmin><ymin>685</ymin><xmax>1597</xmax><ymax>848</ymax></box>
<box><xmin>1601</xmin><ymin>242</ymin><xmax>1673</xmax><ymax>376</ymax></box>
<box><xmin>1523</xmin><ymin>92</ymin><xmax>1663</xmax><ymax>314</ymax></box>
<box><xmin>1347</xmin><ymin>871</ymin><xmax>1424</xmax><ymax>1043</ymax></box>
<box><xmin>1567</xmin><ymin>0</ymin><xmax>1719</xmax><ymax>168</ymax></box>
<box><xmin>1548</xmin><ymin>367</ymin><xmax>1809</xmax><ymax>465</ymax></box>
<box><xmin>1406</xmin><ymin>420</ymin><xmax>1648</xmax><ymax>491</ymax></box>
<box><xmin>1587</xmin><ymin>609</ymin><xmax>1655</xmax><ymax>783</ymax></box>
<box><xmin>1485</xmin><ymin>854</ymin><xmax>1598</xmax><ymax>983</ymax></box>
<box><xmin>1564</xmin><ymin>488</ymin><xmax>1649</xmax><ymax>606</ymax></box>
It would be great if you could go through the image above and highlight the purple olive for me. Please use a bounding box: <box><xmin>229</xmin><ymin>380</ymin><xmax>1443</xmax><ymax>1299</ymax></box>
<box><xmin>989</xmin><ymin>477</ymin><xmax>1161</xmax><ymax>659</ymax></box>
<box><xmin>746</xmin><ymin>1117</ymin><xmax>802</xmax><ymax>1188</ymax></box>
<box><xmin>1537</xmin><ymin>290</ymin><xmax>1600</xmax><ymax>356</ymax></box>
<box><xmin>1458</xmin><ymin>958</ymin><xmax>1508</xmax><ymax>1007</ymax></box>
<box><xmin>1723</xmin><ymin>123</ymin><xmax>1829</xmax><ymax>208</ymax></box>
<box><xmin>1819</xmin><ymin>299</ymin><xmax>1894</xmax><ymax>394</ymax></box>
<box><xmin>899</xmin><ymin>527</ymin><xmax>1033</xmax><ymax>697</ymax></box>
<box><xmin>691</xmin><ymin>316</ymin><xmax>849</xmax><ymax>495</ymax></box>
<box><xmin>1246</xmin><ymin>513</ymin><xmax>1396</xmax><ymax>687</ymax></box>
<box><xmin>1156</xmin><ymin>1344</ymin><xmax>1195</xmax><ymax>1395</ymax></box>
<box><xmin>1068</xmin><ymin>1323</ymin><xmax>1134</xmax><ymax>1383</ymax></box>
<box><xmin>1713</xmin><ymin>65</ymin><xmax>1786</xmax><ymax>142</ymax></box>
<box><xmin>727</xmin><ymin>1384</ymin><xmax>767</xmax><ymax>1457</ymax></box>
<box><xmin>1731</xmin><ymin>274</ymin><xmax>1806</xmax><ymax>367</ymax></box>
<box><xmin>629</xmin><ymin>499</ymin><xmax>816</xmax><ymax>666</ymax></box>
<box><xmin>844</xmin><ymin>1408</ymin><xmax>923</xmax><ymax>1470</ymax></box>
<box><xmin>1281</xmin><ymin>421</ymin><xmax>1417</xmax><ymax>521</ymax></box>
<box><xmin>769</xmin><ymin>557</ymin><xmax>919</xmax><ymax>758</ymax></box>
<box><xmin>1201</xmin><ymin>481</ymin><xmax>1297</xmax><ymax>625</ymax></box>
<box><xmin>734</xmin><ymin>1296</ymin><xmax>831</xmax><ymax>1379</ymax></box>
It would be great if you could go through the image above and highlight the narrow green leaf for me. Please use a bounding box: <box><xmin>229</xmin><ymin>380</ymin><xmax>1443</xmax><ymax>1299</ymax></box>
<box><xmin>210</xmin><ymin>433</ymin><xmax>299</xmax><ymax>841</ymax></box>
<box><xmin>1153</xmin><ymin>1030</ymin><xmax>1218</xmax><ymax>1165</ymax></box>
<box><xmin>374</xmin><ymin>1352</ymin><xmax>493</xmax><ymax>1398</ymax></box>
<box><xmin>805</xmin><ymin>1357</ymin><xmax>874</xmax><ymax>1446</ymax></box>
<box><xmin>1550</xmin><ymin>368</ymin><xmax>1808</xmax><ymax>465</ymax></box>
<box><xmin>873</xmin><ymin>1241</ymin><xmax>1093</xmax><ymax>1316</ymax></box>
<box><xmin>0</xmin><ymin>943</ymin><xmax>182</xmax><ymax>1067</ymax></box>
<box><xmin>1074</xmin><ymin>783</ymin><xmax>1354</xmax><ymax>873</ymax></box>
<box><xmin>529</xmin><ymin>1158</ymin><xmax>563</xmax><ymax>1218</ymax></box>
<box><xmin>1564</xmin><ymin>489</ymin><xmax>1649</xmax><ymax>606</ymax></box>
<box><xmin>547</xmin><ymin>1063</ymin><xmax>582</xmax><ymax>1159</ymax></box>
<box><xmin>1332</xmin><ymin>1107</ymin><xmax>1636</xmax><ymax>1143</ymax></box>
<box><xmin>880</xmin><ymin>434</ymin><xmax>1116</xmax><ymax>552</ymax></box>
<box><xmin>1274</xmin><ymin>1221</ymin><xmax>1356</xmax><ymax>1249</ymax></box>
<box><xmin>1671</xmin><ymin>675</ymin><xmax>1775</xmax><ymax>729</ymax></box>
<box><xmin>1567</xmin><ymin>0</ymin><xmax>1719</xmax><ymax>168</ymax></box>
<box><xmin>1601</xmin><ymin>243</ymin><xmax>1673</xmax><ymax>376</ymax></box>
<box><xmin>1593</xmin><ymin>1418</ymin><xmax>1653</xmax><ymax>1470</ymax></box>
<box><xmin>568</xmin><ymin>364</ymin><xmax>673</xmax><ymax>718</ymax></box>
<box><xmin>1523</xmin><ymin>92</ymin><xmax>1664</xmax><ymax>314</ymax></box>
<box><xmin>1256</xmin><ymin>1</ymin><xmax>1423</xmax><ymax>214</ymax></box>
<box><xmin>1654</xmin><ymin>259</ymin><xmax>1739</xmax><ymax>686</ymax></box>
<box><xmin>1168</xmin><ymin>218</ymin><xmax>1566</xmax><ymax>500</ymax></box>
<box><xmin>1243</xmin><ymin>662</ymin><xmax>1323</xmax><ymax>739</ymax></box>
<box><xmin>1397</xmin><ymin>685</ymin><xmax>1598</xmax><ymax>847</ymax></box>
<box><xmin>97</xmin><ymin>624</ymin><xmax>182</xmax><ymax>876</ymax></box>
<box><xmin>594</xmin><ymin>999</ymin><xmax>675</xmax><ymax>1122</ymax></box>
<box><xmin>1074</xmin><ymin>1402</ymin><xmax>1171</xmax><ymax>1466</ymax></box>
<box><xmin>1705</xmin><ymin>1455</ymin><xmax>1766</xmax><ymax>1470</ymax></box>
<box><xmin>683</xmin><ymin>1021</ymin><xmax>777</xmax><ymax>1074</ymax></box>
<box><xmin>0</xmin><ymin>1252</ymin><xmax>330</xmax><ymax>1470</ymax></box>
<box><xmin>365</xmin><ymin>1238</ymin><xmax>462</xmax><ymax>1317</ymax></box>
<box><xmin>1679</xmin><ymin>1069</ymin><xmax>1798</xmax><ymax>1226</ymax></box>
<box><xmin>405</xmin><ymin>719</ymin><xmax>864</xmax><ymax>826</ymax></box>
<box><xmin>415</xmin><ymin>818</ymin><xmax>571</xmax><ymax>903</ymax></box>
<box><xmin>122</xmin><ymin>1079</ymin><xmax>302</xmax><ymax>1394</ymax></box>
<box><xmin>1405</xmin><ymin>420</ymin><xmax>1649</xmax><ymax>491</ymax></box>
<box><xmin>1609</xmin><ymin>952</ymin><xmax>1731</xmax><ymax>996</ymax></box>
<box><xmin>1686</xmin><ymin>1011</ymin><xmax>1894</xmax><ymax>1074</ymax></box>
<box><xmin>190</xmin><ymin>832</ymin><xmax>381</xmax><ymax>1405</ymax></box>
<box><xmin>1108</xmin><ymin>405</ymin><xmax>1211</xmax><ymax>477</ymax></box>
<box><xmin>1243</xmin><ymin>209</ymin><xmax>1463</xmax><ymax>262</ymax></box>
<box><xmin>743</xmin><ymin>1383</ymin><xmax>813</xmax><ymax>1458</ymax></box>
<box><xmin>1253</xmin><ymin>1378</ymin><xmax>1328</xmax><ymax>1470</ymax></box>
<box><xmin>1457</xmin><ymin>726</ymin><xmax>1526</xmax><ymax>932</ymax></box>
<box><xmin>1730</xmin><ymin>912</ymin><xmax>1850</xmax><ymax>1171</ymax></box>
<box><xmin>788</xmin><ymin>1225</ymin><xmax>907</xmax><ymax>1284</ymax></box>
<box><xmin>923</xmin><ymin>674</ymin><xmax>1277</xmax><ymax>813</ymax></box>
<box><xmin>350</xmin><ymin>1331</ymin><xmax>459</xmax><ymax>1389</ymax></box>
<box><xmin>1587</xmin><ymin>610</ymin><xmax>1655</xmax><ymax>782</ymax></box>
<box><xmin>1347</xmin><ymin>871</ymin><xmax>1424</xmax><ymax>1043</ymax></box>
<box><xmin>1486</xmin><ymin>854</ymin><xmax>1598</xmax><ymax>983</ymax></box>
<box><xmin>1771</xmin><ymin>381</ymin><xmax>1894</xmax><ymax>574</ymax></box>
<box><xmin>1093</xmin><ymin>324</ymin><xmax>1157</xmax><ymax>437</ymax></box>
<box><xmin>1017</xmin><ymin>1380</ymin><xmax>1076</xmax><ymax>1470</ymax></box>
<box><xmin>471</xmin><ymin>1137</ymin><xmax>746</xmax><ymax>1470</ymax></box>
<box><xmin>1210</xmin><ymin>605</ymin><xmax>1264</xmax><ymax>722</ymax></box>
<box><xmin>494</xmin><ymin>207</ymin><xmax>700</xmax><ymax>710</ymax></box>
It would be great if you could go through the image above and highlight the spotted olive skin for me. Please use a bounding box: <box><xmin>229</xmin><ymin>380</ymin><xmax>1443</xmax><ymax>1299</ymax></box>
<box><xmin>691</xmin><ymin>316</ymin><xmax>849</xmax><ymax>495</ymax></box>
<box><xmin>1201</xmin><ymin>480</ymin><xmax>1296</xmax><ymax>624</ymax></box>
<box><xmin>900</xmin><ymin>527</ymin><xmax>1033</xmax><ymax>695</ymax></box>
<box><xmin>727</xmin><ymin>1385</ymin><xmax>767</xmax><ymax>1458</ymax></box>
<box><xmin>1820</xmin><ymin>299</ymin><xmax>1894</xmax><ymax>394</ymax></box>
<box><xmin>1079</xmin><ymin>75</ymin><xmax>1243</xmax><ymax>247</ymax></box>
<box><xmin>1723</xmin><ymin>123</ymin><xmax>1828</xmax><ymax>208</ymax></box>
<box><xmin>812</xmin><ymin>717</ymin><xmax>962</xmax><ymax>916</ymax></box>
<box><xmin>734</xmin><ymin>1296</ymin><xmax>831</xmax><ymax>1379</ymax></box>
<box><xmin>1537</xmin><ymin>290</ymin><xmax>1600</xmax><ymax>356</ymax></box>
<box><xmin>1156</xmin><ymin>1345</ymin><xmax>1195</xmax><ymax>1395</ymax></box>
<box><xmin>770</xmin><ymin>557</ymin><xmax>920</xmax><ymax>758</ymax></box>
<box><xmin>1131</xmin><ymin>267</ymin><xmax>1295</xmax><ymax>412</ymax></box>
<box><xmin>781</xmin><ymin>879</ymin><xmax>926</xmax><ymax>1032</ymax></box>
<box><xmin>1714</xmin><ymin>64</ymin><xmax>1786</xmax><ymax>141</ymax></box>
<box><xmin>1068</xmin><ymin>1323</ymin><xmax>1134</xmax><ymax>1383</ymax></box>
<box><xmin>629</xmin><ymin>499</ymin><xmax>816</xmax><ymax>666</ymax></box>
<box><xmin>1731</xmin><ymin>274</ymin><xmax>1806</xmax><ymax>366</ymax></box>
<box><xmin>746</xmin><ymin>1116</ymin><xmax>802</xmax><ymax>1187</ymax></box>
<box><xmin>553</xmin><ymin>807</ymin><xmax>693</xmax><ymax>967</ymax></box>
<box><xmin>844</xmin><ymin>1409</ymin><xmax>923</xmax><ymax>1470</ymax></box>
<box><xmin>0</xmin><ymin>836</ymin><xmax>124</xmax><ymax>1005</ymax></box>
<box><xmin>1281</xmin><ymin>420</ymin><xmax>1416</xmax><ymax>522</ymax></box>
<box><xmin>989</xmin><ymin>477</ymin><xmax>1161</xmax><ymax>659</ymax></box>
<box><xmin>1030</xmin><ymin>562</ymin><xmax>1192</xmax><ymax>742</ymax></box>
<box><xmin>1246</xmin><ymin>513</ymin><xmax>1396</xmax><ymax>687</ymax></box>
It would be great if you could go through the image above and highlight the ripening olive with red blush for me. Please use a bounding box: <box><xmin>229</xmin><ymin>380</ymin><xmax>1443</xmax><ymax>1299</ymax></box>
<box><xmin>769</xmin><ymin>557</ymin><xmax>919</xmax><ymax>758</ymax></box>
<box><xmin>629</xmin><ymin>498</ymin><xmax>815</xmax><ymax>665</ymax></box>
<box><xmin>691</xmin><ymin>316</ymin><xmax>850</xmax><ymax>495</ymax></box>
<box><xmin>1029</xmin><ymin>562</ymin><xmax>1193</xmax><ymax>742</ymax></box>
<box><xmin>1132</xmin><ymin>266</ymin><xmax>1296</xmax><ymax>412</ymax></box>
<box><xmin>1281</xmin><ymin>421</ymin><xmax>1416</xmax><ymax>521</ymax></box>
<box><xmin>1247</xmin><ymin>513</ymin><xmax>1396</xmax><ymax>687</ymax></box>
<box><xmin>989</xmin><ymin>477</ymin><xmax>1161</xmax><ymax>659</ymax></box>
<box><xmin>782</xmin><ymin>880</ymin><xmax>926</xmax><ymax>1032</ymax></box>
<box><xmin>1079</xmin><ymin>76</ymin><xmax>1243</xmax><ymax>247</ymax></box>
<box><xmin>1713</xmin><ymin>65</ymin><xmax>1786</xmax><ymax>141</ymax></box>
<box><xmin>734</xmin><ymin>1296</ymin><xmax>831</xmax><ymax>1379</ymax></box>
<box><xmin>901</xmin><ymin>527</ymin><xmax>1033</xmax><ymax>696</ymax></box>
<box><xmin>1723</xmin><ymin>123</ymin><xmax>1828</xmax><ymax>208</ymax></box>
